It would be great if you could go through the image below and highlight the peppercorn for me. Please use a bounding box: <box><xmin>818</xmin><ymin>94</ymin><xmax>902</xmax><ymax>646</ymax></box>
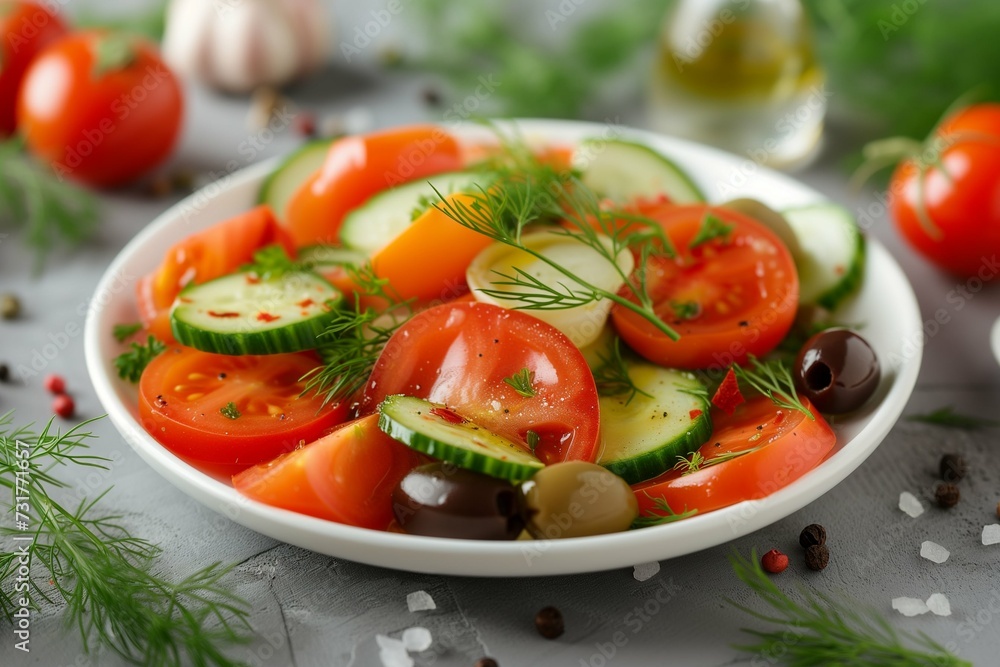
<box><xmin>761</xmin><ymin>549</ymin><xmax>789</xmax><ymax>574</ymax></box>
<box><xmin>474</xmin><ymin>659</ymin><xmax>499</xmax><ymax>667</ymax></box>
<box><xmin>52</xmin><ymin>394</ymin><xmax>75</xmax><ymax>420</ymax></box>
<box><xmin>1</xmin><ymin>293</ymin><xmax>21</xmax><ymax>320</ymax></box>
<box><xmin>995</xmin><ymin>501</ymin><xmax>1000</xmax><ymax>520</ymax></box>
<box><xmin>805</xmin><ymin>544</ymin><xmax>829</xmax><ymax>571</ymax></box>
<box><xmin>799</xmin><ymin>523</ymin><xmax>827</xmax><ymax>548</ymax></box>
<box><xmin>0</xmin><ymin>363</ymin><xmax>9</xmax><ymax>383</ymax></box>
<box><xmin>939</xmin><ymin>453</ymin><xmax>966</xmax><ymax>483</ymax></box>
<box><xmin>534</xmin><ymin>606</ymin><xmax>564</xmax><ymax>640</ymax></box>
<box><xmin>294</xmin><ymin>112</ymin><xmax>317</xmax><ymax>138</ymax></box>
<box><xmin>935</xmin><ymin>483</ymin><xmax>960</xmax><ymax>509</ymax></box>
<box><xmin>422</xmin><ymin>87</ymin><xmax>443</xmax><ymax>107</ymax></box>
<box><xmin>44</xmin><ymin>373</ymin><xmax>66</xmax><ymax>395</ymax></box>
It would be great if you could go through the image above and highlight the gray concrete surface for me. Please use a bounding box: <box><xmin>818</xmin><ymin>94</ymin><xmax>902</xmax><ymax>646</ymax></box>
<box><xmin>3</xmin><ymin>2</ymin><xmax>1000</xmax><ymax>665</ymax></box>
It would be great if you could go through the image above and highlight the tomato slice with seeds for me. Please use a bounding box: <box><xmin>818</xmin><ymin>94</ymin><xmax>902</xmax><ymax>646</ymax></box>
<box><xmin>612</xmin><ymin>204</ymin><xmax>799</xmax><ymax>370</ymax></box>
<box><xmin>138</xmin><ymin>347</ymin><xmax>347</xmax><ymax>478</ymax></box>
<box><xmin>633</xmin><ymin>396</ymin><xmax>835</xmax><ymax>516</ymax></box>
<box><xmin>361</xmin><ymin>302</ymin><xmax>601</xmax><ymax>465</ymax></box>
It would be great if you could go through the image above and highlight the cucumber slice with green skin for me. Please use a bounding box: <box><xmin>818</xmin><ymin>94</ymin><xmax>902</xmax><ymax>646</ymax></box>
<box><xmin>258</xmin><ymin>139</ymin><xmax>334</xmax><ymax>221</ymax></box>
<box><xmin>575</xmin><ymin>138</ymin><xmax>705</xmax><ymax>204</ymax></box>
<box><xmin>596</xmin><ymin>363</ymin><xmax>712</xmax><ymax>485</ymax></box>
<box><xmin>170</xmin><ymin>271</ymin><xmax>342</xmax><ymax>355</ymax></box>
<box><xmin>783</xmin><ymin>204</ymin><xmax>866</xmax><ymax>311</ymax></box>
<box><xmin>378</xmin><ymin>395</ymin><xmax>544</xmax><ymax>483</ymax></box>
<box><xmin>340</xmin><ymin>170</ymin><xmax>494</xmax><ymax>256</ymax></box>
<box><xmin>296</xmin><ymin>244</ymin><xmax>366</xmax><ymax>268</ymax></box>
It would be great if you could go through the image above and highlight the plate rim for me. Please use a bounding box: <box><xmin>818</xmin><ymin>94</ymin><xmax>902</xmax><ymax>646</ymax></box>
<box><xmin>84</xmin><ymin>119</ymin><xmax>923</xmax><ymax>577</ymax></box>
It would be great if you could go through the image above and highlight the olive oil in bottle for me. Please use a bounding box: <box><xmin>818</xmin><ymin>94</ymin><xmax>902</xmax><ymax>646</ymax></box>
<box><xmin>649</xmin><ymin>0</ymin><xmax>825</xmax><ymax>168</ymax></box>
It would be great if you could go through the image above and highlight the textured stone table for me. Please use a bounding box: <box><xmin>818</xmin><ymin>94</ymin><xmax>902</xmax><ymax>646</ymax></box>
<box><xmin>3</xmin><ymin>2</ymin><xmax>1000</xmax><ymax>665</ymax></box>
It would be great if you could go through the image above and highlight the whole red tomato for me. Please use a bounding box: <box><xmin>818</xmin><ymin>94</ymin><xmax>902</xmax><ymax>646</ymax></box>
<box><xmin>890</xmin><ymin>104</ymin><xmax>1000</xmax><ymax>277</ymax></box>
<box><xmin>17</xmin><ymin>30</ymin><xmax>183</xmax><ymax>187</ymax></box>
<box><xmin>0</xmin><ymin>0</ymin><xmax>67</xmax><ymax>136</ymax></box>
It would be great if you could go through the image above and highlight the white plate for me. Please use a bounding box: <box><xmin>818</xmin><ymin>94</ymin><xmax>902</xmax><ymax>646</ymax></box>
<box><xmin>993</xmin><ymin>317</ymin><xmax>1000</xmax><ymax>367</ymax></box>
<box><xmin>84</xmin><ymin>120</ymin><xmax>922</xmax><ymax>577</ymax></box>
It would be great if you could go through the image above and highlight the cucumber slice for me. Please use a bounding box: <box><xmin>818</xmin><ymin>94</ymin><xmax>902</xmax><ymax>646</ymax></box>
<box><xmin>258</xmin><ymin>139</ymin><xmax>333</xmax><ymax>221</ymax></box>
<box><xmin>297</xmin><ymin>244</ymin><xmax>366</xmax><ymax>269</ymax></box>
<box><xmin>575</xmin><ymin>138</ymin><xmax>705</xmax><ymax>204</ymax></box>
<box><xmin>596</xmin><ymin>363</ymin><xmax>711</xmax><ymax>485</ymax></box>
<box><xmin>171</xmin><ymin>271</ymin><xmax>342</xmax><ymax>355</ymax></box>
<box><xmin>378</xmin><ymin>395</ymin><xmax>544</xmax><ymax>483</ymax></box>
<box><xmin>783</xmin><ymin>204</ymin><xmax>866</xmax><ymax>311</ymax></box>
<box><xmin>340</xmin><ymin>170</ymin><xmax>493</xmax><ymax>256</ymax></box>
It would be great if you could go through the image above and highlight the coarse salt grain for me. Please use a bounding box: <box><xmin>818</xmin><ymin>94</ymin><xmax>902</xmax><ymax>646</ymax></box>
<box><xmin>402</xmin><ymin>627</ymin><xmax>433</xmax><ymax>652</ymax></box>
<box><xmin>899</xmin><ymin>492</ymin><xmax>924</xmax><ymax>518</ymax></box>
<box><xmin>982</xmin><ymin>524</ymin><xmax>1000</xmax><ymax>546</ymax></box>
<box><xmin>406</xmin><ymin>590</ymin><xmax>436</xmax><ymax>612</ymax></box>
<box><xmin>926</xmin><ymin>593</ymin><xmax>951</xmax><ymax>617</ymax></box>
<box><xmin>633</xmin><ymin>562</ymin><xmax>660</xmax><ymax>582</ymax></box>
<box><xmin>377</xmin><ymin>635</ymin><xmax>413</xmax><ymax>667</ymax></box>
<box><xmin>891</xmin><ymin>597</ymin><xmax>929</xmax><ymax>617</ymax></box>
<box><xmin>920</xmin><ymin>540</ymin><xmax>950</xmax><ymax>564</ymax></box>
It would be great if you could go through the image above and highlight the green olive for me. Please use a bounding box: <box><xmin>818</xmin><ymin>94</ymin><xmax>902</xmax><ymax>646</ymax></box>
<box><xmin>722</xmin><ymin>198</ymin><xmax>805</xmax><ymax>264</ymax></box>
<box><xmin>520</xmin><ymin>462</ymin><xmax>637</xmax><ymax>539</ymax></box>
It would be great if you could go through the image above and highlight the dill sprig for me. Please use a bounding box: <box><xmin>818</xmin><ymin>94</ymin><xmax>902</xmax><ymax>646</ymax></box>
<box><xmin>242</xmin><ymin>244</ymin><xmax>314</xmax><ymax>279</ymax></box>
<box><xmin>503</xmin><ymin>368</ymin><xmax>536</xmax><ymax>398</ymax></box>
<box><xmin>674</xmin><ymin>446</ymin><xmax>763</xmax><ymax>476</ymax></box>
<box><xmin>302</xmin><ymin>263</ymin><xmax>415</xmax><ymax>407</ymax></box>
<box><xmin>592</xmin><ymin>336</ymin><xmax>652</xmax><ymax>405</ymax></box>
<box><xmin>431</xmin><ymin>135</ymin><xmax>680</xmax><ymax>341</ymax></box>
<box><xmin>688</xmin><ymin>212</ymin><xmax>733</xmax><ymax>249</ymax></box>
<box><xmin>0</xmin><ymin>413</ymin><xmax>251</xmax><ymax>665</ymax></box>
<box><xmin>114</xmin><ymin>335</ymin><xmax>166</xmax><ymax>383</ymax></box>
<box><xmin>631</xmin><ymin>496</ymin><xmax>697</xmax><ymax>529</ymax></box>
<box><xmin>732</xmin><ymin>356</ymin><xmax>814</xmax><ymax>420</ymax></box>
<box><xmin>0</xmin><ymin>139</ymin><xmax>99</xmax><ymax>271</ymax></box>
<box><xmin>907</xmin><ymin>406</ymin><xmax>999</xmax><ymax>430</ymax></box>
<box><xmin>729</xmin><ymin>551</ymin><xmax>970</xmax><ymax>667</ymax></box>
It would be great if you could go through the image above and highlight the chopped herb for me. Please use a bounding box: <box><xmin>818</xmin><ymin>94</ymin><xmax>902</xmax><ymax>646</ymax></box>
<box><xmin>503</xmin><ymin>367</ymin><xmax>536</xmax><ymax>398</ymax></box>
<box><xmin>410</xmin><ymin>192</ymin><xmax>442</xmax><ymax>221</ymax></box>
<box><xmin>113</xmin><ymin>335</ymin><xmax>166</xmax><ymax>384</ymax></box>
<box><xmin>220</xmin><ymin>402</ymin><xmax>241</xmax><ymax>420</ymax></box>
<box><xmin>112</xmin><ymin>322</ymin><xmax>143</xmax><ymax>343</ymax></box>
<box><xmin>673</xmin><ymin>451</ymin><xmax>706</xmax><ymax>475</ymax></box>
<box><xmin>242</xmin><ymin>244</ymin><xmax>312</xmax><ymax>280</ymax></box>
<box><xmin>732</xmin><ymin>356</ymin><xmax>813</xmax><ymax>420</ymax></box>
<box><xmin>728</xmin><ymin>550</ymin><xmax>971</xmax><ymax>666</ymax></box>
<box><xmin>592</xmin><ymin>336</ymin><xmax>653</xmax><ymax>405</ymax></box>
<box><xmin>670</xmin><ymin>300</ymin><xmax>701</xmax><ymax>320</ymax></box>
<box><xmin>631</xmin><ymin>496</ymin><xmax>697</xmax><ymax>528</ymax></box>
<box><xmin>907</xmin><ymin>406</ymin><xmax>1000</xmax><ymax>430</ymax></box>
<box><xmin>526</xmin><ymin>430</ymin><xmax>540</xmax><ymax>451</ymax></box>
<box><xmin>688</xmin><ymin>213</ymin><xmax>734</xmax><ymax>249</ymax></box>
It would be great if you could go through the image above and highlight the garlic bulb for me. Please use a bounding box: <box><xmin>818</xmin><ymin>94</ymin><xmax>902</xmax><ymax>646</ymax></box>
<box><xmin>162</xmin><ymin>0</ymin><xmax>329</xmax><ymax>93</ymax></box>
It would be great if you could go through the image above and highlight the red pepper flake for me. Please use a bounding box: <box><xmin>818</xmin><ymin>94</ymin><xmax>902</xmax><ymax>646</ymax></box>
<box><xmin>246</xmin><ymin>274</ymin><xmax>261</xmax><ymax>285</ymax></box>
<box><xmin>207</xmin><ymin>311</ymin><xmax>240</xmax><ymax>318</ymax></box>
<box><xmin>179</xmin><ymin>297</ymin><xmax>193</xmax><ymax>304</ymax></box>
<box><xmin>430</xmin><ymin>406</ymin><xmax>466</xmax><ymax>424</ymax></box>
<box><xmin>296</xmin><ymin>298</ymin><xmax>315</xmax><ymax>308</ymax></box>
<box><xmin>256</xmin><ymin>312</ymin><xmax>280</xmax><ymax>323</ymax></box>
<box><xmin>689</xmin><ymin>409</ymin><xmax>703</xmax><ymax>420</ymax></box>
<box><xmin>711</xmin><ymin>368</ymin><xmax>745</xmax><ymax>415</ymax></box>
<box><xmin>774</xmin><ymin>409</ymin><xmax>786</xmax><ymax>425</ymax></box>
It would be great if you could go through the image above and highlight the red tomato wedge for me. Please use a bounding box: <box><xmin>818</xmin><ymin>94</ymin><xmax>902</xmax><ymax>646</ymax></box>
<box><xmin>138</xmin><ymin>347</ymin><xmax>346</xmax><ymax>478</ymax></box>
<box><xmin>612</xmin><ymin>204</ymin><xmax>799</xmax><ymax>370</ymax></box>
<box><xmin>233</xmin><ymin>415</ymin><xmax>423</xmax><ymax>530</ymax></box>
<box><xmin>362</xmin><ymin>302</ymin><xmax>601</xmax><ymax>465</ymax></box>
<box><xmin>136</xmin><ymin>205</ymin><xmax>292</xmax><ymax>341</ymax></box>
<box><xmin>633</xmin><ymin>396</ymin><xmax>835</xmax><ymax>516</ymax></box>
<box><xmin>283</xmin><ymin>125</ymin><xmax>464</xmax><ymax>246</ymax></box>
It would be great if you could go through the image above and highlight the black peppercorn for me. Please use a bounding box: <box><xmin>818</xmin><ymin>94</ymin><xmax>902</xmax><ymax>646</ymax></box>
<box><xmin>0</xmin><ymin>363</ymin><xmax>9</xmax><ymax>383</ymax></box>
<box><xmin>535</xmin><ymin>606</ymin><xmax>564</xmax><ymax>640</ymax></box>
<box><xmin>935</xmin><ymin>483</ymin><xmax>960</xmax><ymax>509</ymax></box>
<box><xmin>805</xmin><ymin>544</ymin><xmax>830</xmax><ymax>571</ymax></box>
<box><xmin>1</xmin><ymin>293</ymin><xmax>20</xmax><ymax>320</ymax></box>
<box><xmin>474</xmin><ymin>659</ymin><xmax>499</xmax><ymax>667</ymax></box>
<box><xmin>939</xmin><ymin>454</ymin><xmax>966</xmax><ymax>483</ymax></box>
<box><xmin>799</xmin><ymin>523</ymin><xmax>827</xmax><ymax>548</ymax></box>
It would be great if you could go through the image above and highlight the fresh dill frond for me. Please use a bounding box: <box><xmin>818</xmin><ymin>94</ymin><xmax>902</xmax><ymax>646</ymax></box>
<box><xmin>0</xmin><ymin>414</ymin><xmax>251</xmax><ymax>665</ymax></box>
<box><xmin>907</xmin><ymin>406</ymin><xmax>1000</xmax><ymax>430</ymax></box>
<box><xmin>688</xmin><ymin>212</ymin><xmax>734</xmax><ymax>249</ymax></box>
<box><xmin>112</xmin><ymin>322</ymin><xmax>143</xmax><ymax>343</ymax></box>
<box><xmin>673</xmin><ymin>451</ymin><xmax>706</xmax><ymax>475</ymax></box>
<box><xmin>631</xmin><ymin>496</ymin><xmax>697</xmax><ymax>528</ymax></box>
<box><xmin>242</xmin><ymin>244</ymin><xmax>313</xmax><ymax>279</ymax></box>
<box><xmin>503</xmin><ymin>368</ymin><xmax>536</xmax><ymax>398</ymax></box>
<box><xmin>0</xmin><ymin>139</ymin><xmax>99</xmax><ymax>271</ymax></box>
<box><xmin>732</xmin><ymin>356</ymin><xmax>813</xmax><ymax>420</ymax></box>
<box><xmin>113</xmin><ymin>335</ymin><xmax>166</xmax><ymax>383</ymax></box>
<box><xmin>729</xmin><ymin>551</ymin><xmax>971</xmax><ymax>667</ymax></box>
<box><xmin>592</xmin><ymin>336</ymin><xmax>652</xmax><ymax>405</ymax></box>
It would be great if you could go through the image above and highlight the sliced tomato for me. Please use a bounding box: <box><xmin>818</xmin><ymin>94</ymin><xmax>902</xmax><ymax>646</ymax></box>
<box><xmin>611</xmin><ymin>204</ymin><xmax>799</xmax><ymax>370</ymax></box>
<box><xmin>284</xmin><ymin>125</ymin><xmax>464</xmax><ymax>246</ymax></box>
<box><xmin>138</xmin><ymin>347</ymin><xmax>346</xmax><ymax>478</ymax></box>
<box><xmin>633</xmin><ymin>396</ymin><xmax>835</xmax><ymax>516</ymax></box>
<box><xmin>232</xmin><ymin>415</ymin><xmax>423</xmax><ymax>530</ymax></box>
<box><xmin>362</xmin><ymin>302</ymin><xmax>601</xmax><ymax>464</ymax></box>
<box><xmin>136</xmin><ymin>205</ymin><xmax>292</xmax><ymax>341</ymax></box>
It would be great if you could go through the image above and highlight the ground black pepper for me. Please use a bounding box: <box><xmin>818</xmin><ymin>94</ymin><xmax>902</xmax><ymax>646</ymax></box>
<box><xmin>939</xmin><ymin>453</ymin><xmax>966</xmax><ymax>483</ymax></box>
<box><xmin>935</xmin><ymin>483</ymin><xmax>960</xmax><ymax>508</ymax></box>
<box><xmin>535</xmin><ymin>606</ymin><xmax>564</xmax><ymax>640</ymax></box>
<box><xmin>805</xmin><ymin>544</ymin><xmax>829</xmax><ymax>571</ymax></box>
<box><xmin>0</xmin><ymin>363</ymin><xmax>9</xmax><ymax>383</ymax></box>
<box><xmin>799</xmin><ymin>523</ymin><xmax>827</xmax><ymax>548</ymax></box>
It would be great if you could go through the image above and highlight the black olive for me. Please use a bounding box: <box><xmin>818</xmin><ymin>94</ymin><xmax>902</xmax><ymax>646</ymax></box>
<box><xmin>795</xmin><ymin>329</ymin><xmax>880</xmax><ymax>414</ymax></box>
<box><xmin>392</xmin><ymin>463</ymin><xmax>524</xmax><ymax>540</ymax></box>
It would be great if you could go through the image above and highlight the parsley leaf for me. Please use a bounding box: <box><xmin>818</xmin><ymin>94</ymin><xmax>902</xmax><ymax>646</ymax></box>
<box><xmin>113</xmin><ymin>336</ymin><xmax>166</xmax><ymax>383</ymax></box>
